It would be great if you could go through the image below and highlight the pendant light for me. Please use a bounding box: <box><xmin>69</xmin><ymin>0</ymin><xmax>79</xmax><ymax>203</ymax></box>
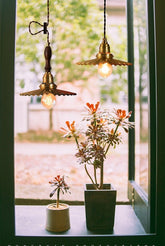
<box><xmin>76</xmin><ymin>0</ymin><xmax>132</xmax><ymax>78</ymax></box>
<box><xmin>20</xmin><ymin>0</ymin><xmax>76</xmax><ymax>109</ymax></box>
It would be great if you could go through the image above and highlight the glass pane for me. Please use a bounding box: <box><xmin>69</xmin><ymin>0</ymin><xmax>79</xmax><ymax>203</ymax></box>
<box><xmin>15</xmin><ymin>0</ymin><xmax>128</xmax><ymax>202</ymax></box>
<box><xmin>134</xmin><ymin>0</ymin><xmax>149</xmax><ymax>194</ymax></box>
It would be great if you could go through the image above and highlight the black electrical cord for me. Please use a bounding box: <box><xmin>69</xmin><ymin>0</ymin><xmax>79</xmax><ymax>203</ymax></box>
<box><xmin>104</xmin><ymin>0</ymin><xmax>106</xmax><ymax>39</ymax></box>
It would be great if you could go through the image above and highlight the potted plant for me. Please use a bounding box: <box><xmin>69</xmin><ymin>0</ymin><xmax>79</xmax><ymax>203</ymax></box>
<box><xmin>45</xmin><ymin>175</ymin><xmax>71</xmax><ymax>232</ymax></box>
<box><xmin>61</xmin><ymin>102</ymin><xmax>134</xmax><ymax>232</ymax></box>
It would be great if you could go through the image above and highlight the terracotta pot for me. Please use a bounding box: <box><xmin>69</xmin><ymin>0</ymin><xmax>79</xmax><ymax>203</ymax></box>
<box><xmin>45</xmin><ymin>203</ymin><xmax>70</xmax><ymax>232</ymax></box>
<box><xmin>84</xmin><ymin>184</ymin><xmax>117</xmax><ymax>232</ymax></box>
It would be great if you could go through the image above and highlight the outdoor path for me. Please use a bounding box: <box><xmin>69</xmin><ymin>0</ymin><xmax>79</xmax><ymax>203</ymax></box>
<box><xmin>14</xmin><ymin>142</ymin><xmax>145</xmax><ymax>156</ymax></box>
<box><xmin>15</xmin><ymin>142</ymin><xmax>77</xmax><ymax>155</ymax></box>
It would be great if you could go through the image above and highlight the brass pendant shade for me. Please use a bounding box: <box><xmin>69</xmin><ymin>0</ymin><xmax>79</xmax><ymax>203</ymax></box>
<box><xmin>76</xmin><ymin>0</ymin><xmax>132</xmax><ymax>71</ymax></box>
<box><xmin>20</xmin><ymin>46</ymin><xmax>76</xmax><ymax>97</ymax></box>
<box><xmin>77</xmin><ymin>37</ymin><xmax>132</xmax><ymax>66</ymax></box>
<box><xmin>20</xmin><ymin>0</ymin><xmax>76</xmax><ymax>99</ymax></box>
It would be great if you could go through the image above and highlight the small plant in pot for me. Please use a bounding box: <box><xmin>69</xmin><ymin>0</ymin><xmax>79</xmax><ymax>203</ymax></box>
<box><xmin>46</xmin><ymin>175</ymin><xmax>71</xmax><ymax>232</ymax></box>
<box><xmin>61</xmin><ymin>102</ymin><xmax>134</xmax><ymax>232</ymax></box>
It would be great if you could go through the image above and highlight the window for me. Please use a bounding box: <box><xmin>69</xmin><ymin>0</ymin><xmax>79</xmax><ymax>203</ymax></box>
<box><xmin>127</xmin><ymin>0</ymin><xmax>156</xmax><ymax>233</ymax></box>
<box><xmin>134</xmin><ymin>0</ymin><xmax>149</xmax><ymax>194</ymax></box>
<box><xmin>15</xmin><ymin>0</ymin><xmax>130</xmax><ymax>203</ymax></box>
<box><xmin>0</xmin><ymin>0</ymin><xmax>164</xmax><ymax>245</ymax></box>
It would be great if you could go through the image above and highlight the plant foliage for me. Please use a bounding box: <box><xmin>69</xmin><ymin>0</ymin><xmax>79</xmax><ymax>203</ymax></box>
<box><xmin>61</xmin><ymin>102</ymin><xmax>134</xmax><ymax>189</ymax></box>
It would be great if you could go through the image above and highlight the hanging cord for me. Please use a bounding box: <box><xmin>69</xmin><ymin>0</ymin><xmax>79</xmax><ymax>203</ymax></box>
<box><xmin>28</xmin><ymin>0</ymin><xmax>50</xmax><ymax>45</ymax></box>
<box><xmin>47</xmin><ymin>0</ymin><xmax>50</xmax><ymax>25</ymax></box>
<box><xmin>104</xmin><ymin>0</ymin><xmax>106</xmax><ymax>39</ymax></box>
<box><xmin>46</xmin><ymin>0</ymin><xmax>50</xmax><ymax>45</ymax></box>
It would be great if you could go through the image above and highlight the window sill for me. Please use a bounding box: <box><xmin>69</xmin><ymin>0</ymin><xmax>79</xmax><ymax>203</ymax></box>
<box><xmin>15</xmin><ymin>205</ymin><xmax>146</xmax><ymax>236</ymax></box>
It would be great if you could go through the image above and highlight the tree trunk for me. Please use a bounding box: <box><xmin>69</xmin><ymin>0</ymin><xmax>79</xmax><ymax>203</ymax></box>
<box><xmin>49</xmin><ymin>108</ymin><xmax>53</xmax><ymax>130</ymax></box>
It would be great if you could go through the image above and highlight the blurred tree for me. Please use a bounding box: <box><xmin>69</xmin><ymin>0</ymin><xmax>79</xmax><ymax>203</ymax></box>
<box><xmin>16</xmin><ymin>0</ymin><xmax>103</xmax><ymax>88</ymax></box>
<box><xmin>16</xmin><ymin>0</ymin><xmax>103</xmax><ymax>130</ymax></box>
<box><xmin>16</xmin><ymin>0</ymin><xmax>129</xmax><ymax>130</ymax></box>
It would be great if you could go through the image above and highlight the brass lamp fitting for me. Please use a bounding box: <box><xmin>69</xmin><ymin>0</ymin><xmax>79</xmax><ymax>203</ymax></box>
<box><xmin>20</xmin><ymin>46</ymin><xmax>76</xmax><ymax>97</ymax></box>
<box><xmin>96</xmin><ymin>38</ymin><xmax>113</xmax><ymax>61</ymax></box>
<box><xmin>40</xmin><ymin>72</ymin><xmax>57</xmax><ymax>92</ymax></box>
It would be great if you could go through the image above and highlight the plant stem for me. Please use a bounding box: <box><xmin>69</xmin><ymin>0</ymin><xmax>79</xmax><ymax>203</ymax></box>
<box><xmin>85</xmin><ymin>164</ymin><xmax>98</xmax><ymax>190</ymax></box>
<box><xmin>105</xmin><ymin>122</ymin><xmax>120</xmax><ymax>155</ymax></box>
<box><xmin>114</xmin><ymin>121</ymin><xmax>120</xmax><ymax>135</ymax></box>
<box><xmin>74</xmin><ymin>136</ymin><xmax>80</xmax><ymax>150</ymax></box>
<box><xmin>100</xmin><ymin>122</ymin><xmax>120</xmax><ymax>189</ymax></box>
<box><xmin>94</xmin><ymin>165</ymin><xmax>98</xmax><ymax>187</ymax></box>
<box><xmin>105</xmin><ymin>142</ymin><xmax>111</xmax><ymax>156</ymax></box>
<box><xmin>57</xmin><ymin>189</ymin><xmax>60</xmax><ymax>208</ymax></box>
<box><xmin>99</xmin><ymin>161</ymin><xmax>104</xmax><ymax>189</ymax></box>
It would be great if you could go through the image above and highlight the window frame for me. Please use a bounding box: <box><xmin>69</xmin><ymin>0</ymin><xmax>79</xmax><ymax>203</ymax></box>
<box><xmin>127</xmin><ymin>0</ymin><xmax>156</xmax><ymax>233</ymax></box>
<box><xmin>0</xmin><ymin>0</ymin><xmax>164</xmax><ymax>245</ymax></box>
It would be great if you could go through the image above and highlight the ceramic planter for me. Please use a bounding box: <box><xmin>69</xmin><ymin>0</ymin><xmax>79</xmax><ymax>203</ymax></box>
<box><xmin>84</xmin><ymin>184</ymin><xmax>117</xmax><ymax>232</ymax></box>
<box><xmin>46</xmin><ymin>203</ymin><xmax>70</xmax><ymax>232</ymax></box>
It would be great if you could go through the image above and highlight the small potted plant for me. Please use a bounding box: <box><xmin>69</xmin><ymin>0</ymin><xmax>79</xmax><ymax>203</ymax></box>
<box><xmin>46</xmin><ymin>175</ymin><xmax>71</xmax><ymax>232</ymax></box>
<box><xmin>61</xmin><ymin>102</ymin><xmax>134</xmax><ymax>232</ymax></box>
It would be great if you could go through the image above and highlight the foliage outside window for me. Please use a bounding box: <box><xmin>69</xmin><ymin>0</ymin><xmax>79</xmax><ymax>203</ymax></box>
<box><xmin>15</xmin><ymin>0</ymin><xmax>129</xmax><ymax>202</ymax></box>
<box><xmin>134</xmin><ymin>0</ymin><xmax>149</xmax><ymax>194</ymax></box>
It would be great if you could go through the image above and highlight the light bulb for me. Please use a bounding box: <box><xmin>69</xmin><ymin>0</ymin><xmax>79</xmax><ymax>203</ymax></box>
<box><xmin>41</xmin><ymin>93</ymin><xmax>56</xmax><ymax>109</ymax></box>
<box><xmin>98</xmin><ymin>62</ymin><xmax>113</xmax><ymax>78</ymax></box>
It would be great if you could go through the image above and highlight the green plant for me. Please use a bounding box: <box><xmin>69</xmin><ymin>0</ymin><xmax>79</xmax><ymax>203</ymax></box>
<box><xmin>49</xmin><ymin>175</ymin><xmax>70</xmax><ymax>208</ymax></box>
<box><xmin>61</xmin><ymin>102</ymin><xmax>134</xmax><ymax>190</ymax></box>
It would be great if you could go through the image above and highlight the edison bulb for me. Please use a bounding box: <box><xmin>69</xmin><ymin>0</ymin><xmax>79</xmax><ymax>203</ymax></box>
<box><xmin>41</xmin><ymin>93</ymin><xmax>56</xmax><ymax>109</ymax></box>
<box><xmin>98</xmin><ymin>62</ymin><xmax>113</xmax><ymax>78</ymax></box>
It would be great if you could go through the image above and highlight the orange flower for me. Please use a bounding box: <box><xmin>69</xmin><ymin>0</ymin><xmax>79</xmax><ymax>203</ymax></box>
<box><xmin>86</xmin><ymin>101</ymin><xmax>100</xmax><ymax>114</ymax></box>
<box><xmin>61</xmin><ymin>120</ymin><xmax>75</xmax><ymax>132</ymax></box>
<box><xmin>110</xmin><ymin>128</ymin><xmax>114</xmax><ymax>135</ymax></box>
<box><xmin>100</xmin><ymin>118</ymin><xmax>106</xmax><ymax>125</ymax></box>
<box><xmin>49</xmin><ymin>175</ymin><xmax>70</xmax><ymax>199</ymax></box>
<box><xmin>49</xmin><ymin>175</ymin><xmax>61</xmax><ymax>184</ymax></box>
<box><xmin>55</xmin><ymin>175</ymin><xmax>62</xmax><ymax>182</ymax></box>
<box><xmin>60</xmin><ymin>121</ymin><xmax>79</xmax><ymax>141</ymax></box>
<box><xmin>60</xmin><ymin>121</ymin><xmax>77</xmax><ymax>138</ymax></box>
<box><xmin>116</xmin><ymin>109</ymin><xmax>126</xmax><ymax>119</ymax></box>
<box><xmin>115</xmin><ymin>109</ymin><xmax>132</xmax><ymax>120</ymax></box>
<box><xmin>65</xmin><ymin>121</ymin><xmax>76</xmax><ymax>133</ymax></box>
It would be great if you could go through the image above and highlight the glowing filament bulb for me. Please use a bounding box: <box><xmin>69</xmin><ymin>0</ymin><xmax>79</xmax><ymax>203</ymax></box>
<box><xmin>41</xmin><ymin>93</ymin><xmax>56</xmax><ymax>109</ymax></box>
<box><xmin>98</xmin><ymin>62</ymin><xmax>113</xmax><ymax>78</ymax></box>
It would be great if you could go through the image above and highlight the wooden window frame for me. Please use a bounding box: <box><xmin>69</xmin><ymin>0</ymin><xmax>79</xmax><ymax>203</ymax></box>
<box><xmin>0</xmin><ymin>0</ymin><xmax>164</xmax><ymax>245</ymax></box>
<box><xmin>127</xmin><ymin>0</ymin><xmax>156</xmax><ymax>233</ymax></box>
